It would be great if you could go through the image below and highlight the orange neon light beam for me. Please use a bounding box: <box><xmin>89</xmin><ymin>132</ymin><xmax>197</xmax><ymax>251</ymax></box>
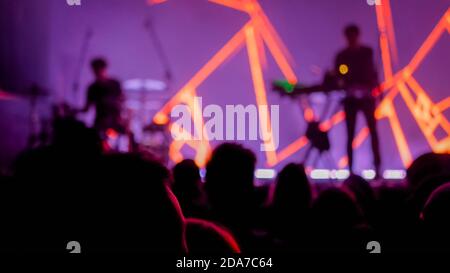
<box><xmin>381</xmin><ymin>0</ymin><xmax>399</xmax><ymax>65</ymax></box>
<box><xmin>271</xmin><ymin>136</ymin><xmax>309</xmax><ymax>167</ymax></box>
<box><xmin>246</xmin><ymin>25</ymin><xmax>278</xmax><ymax>165</ymax></box>
<box><xmin>256</xmin><ymin>19</ymin><xmax>298</xmax><ymax>83</ymax></box>
<box><xmin>385</xmin><ymin>101</ymin><xmax>414</xmax><ymax>167</ymax></box>
<box><xmin>253</xmin><ymin>2</ymin><xmax>296</xmax><ymax>67</ymax></box>
<box><xmin>154</xmin><ymin>0</ymin><xmax>450</xmax><ymax>168</ymax></box>
<box><xmin>154</xmin><ymin>25</ymin><xmax>248</xmax><ymax>119</ymax></box>
<box><xmin>153</xmin><ymin>0</ymin><xmax>300</xmax><ymax>166</ymax></box>
<box><xmin>406</xmin><ymin>77</ymin><xmax>450</xmax><ymax>137</ymax></box>
<box><xmin>408</xmin><ymin>8</ymin><xmax>449</xmax><ymax>74</ymax></box>
<box><xmin>353</xmin><ymin>127</ymin><xmax>370</xmax><ymax>148</ymax></box>
<box><xmin>436</xmin><ymin>97</ymin><xmax>450</xmax><ymax>112</ymax></box>
<box><xmin>208</xmin><ymin>0</ymin><xmax>247</xmax><ymax>12</ymax></box>
<box><xmin>277</xmin><ymin>2</ymin><xmax>450</xmax><ymax>167</ymax></box>
<box><xmin>375</xmin><ymin>3</ymin><xmax>394</xmax><ymax>81</ymax></box>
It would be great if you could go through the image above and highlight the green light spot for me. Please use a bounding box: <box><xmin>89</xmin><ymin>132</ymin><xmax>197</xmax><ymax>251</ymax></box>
<box><xmin>274</xmin><ymin>80</ymin><xmax>295</xmax><ymax>93</ymax></box>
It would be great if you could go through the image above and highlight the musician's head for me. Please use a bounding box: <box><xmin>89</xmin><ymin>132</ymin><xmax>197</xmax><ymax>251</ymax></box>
<box><xmin>91</xmin><ymin>57</ymin><xmax>108</xmax><ymax>80</ymax></box>
<box><xmin>344</xmin><ymin>24</ymin><xmax>360</xmax><ymax>48</ymax></box>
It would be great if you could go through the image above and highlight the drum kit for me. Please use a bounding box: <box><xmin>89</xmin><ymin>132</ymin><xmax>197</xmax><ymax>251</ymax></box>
<box><xmin>120</xmin><ymin>78</ymin><xmax>173</xmax><ymax>163</ymax></box>
<box><xmin>1</xmin><ymin>84</ymin><xmax>52</xmax><ymax>148</ymax></box>
<box><xmin>0</xmin><ymin>14</ymin><xmax>177</xmax><ymax>163</ymax></box>
<box><xmin>0</xmin><ymin>82</ymin><xmax>173</xmax><ymax>164</ymax></box>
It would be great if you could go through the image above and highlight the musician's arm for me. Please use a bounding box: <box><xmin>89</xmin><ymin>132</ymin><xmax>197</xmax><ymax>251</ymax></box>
<box><xmin>79</xmin><ymin>87</ymin><xmax>95</xmax><ymax>113</ymax></box>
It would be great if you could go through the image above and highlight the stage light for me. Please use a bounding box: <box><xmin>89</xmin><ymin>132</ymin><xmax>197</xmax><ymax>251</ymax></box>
<box><xmin>199</xmin><ymin>168</ymin><xmax>206</xmax><ymax>179</ymax></box>
<box><xmin>310</xmin><ymin>169</ymin><xmax>331</xmax><ymax>180</ymax></box>
<box><xmin>366</xmin><ymin>0</ymin><xmax>381</xmax><ymax>6</ymax></box>
<box><xmin>310</xmin><ymin>169</ymin><xmax>349</xmax><ymax>180</ymax></box>
<box><xmin>308</xmin><ymin>168</ymin><xmax>407</xmax><ymax>181</ymax></box>
<box><xmin>273</xmin><ymin>80</ymin><xmax>295</xmax><ymax>93</ymax></box>
<box><xmin>383</xmin><ymin>169</ymin><xmax>406</xmax><ymax>180</ymax></box>
<box><xmin>147</xmin><ymin>0</ymin><xmax>167</xmax><ymax>5</ymax></box>
<box><xmin>255</xmin><ymin>169</ymin><xmax>277</xmax><ymax>179</ymax></box>
<box><xmin>335</xmin><ymin>169</ymin><xmax>350</xmax><ymax>180</ymax></box>
<box><xmin>124</xmin><ymin>78</ymin><xmax>167</xmax><ymax>92</ymax></box>
<box><xmin>106</xmin><ymin>128</ymin><xmax>118</xmax><ymax>139</ymax></box>
<box><xmin>338</xmin><ymin>64</ymin><xmax>349</xmax><ymax>75</ymax></box>
<box><xmin>153</xmin><ymin>112</ymin><xmax>170</xmax><ymax>125</ymax></box>
<box><xmin>199</xmin><ymin>168</ymin><xmax>277</xmax><ymax>180</ymax></box>
<box><xmin>0</xmin><ymin>89</ymin><xmax>18</xmax><ymax>101</ymax></box>
<box><xmin>362</xmin><ymin>169</ymin><xmax>377</xmax><ymax>180</ymax></box>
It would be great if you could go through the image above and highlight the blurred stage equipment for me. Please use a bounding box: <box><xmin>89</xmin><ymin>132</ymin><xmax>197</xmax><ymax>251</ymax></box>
<box><xmin>272</xmin><ymin>72</ymin><xmax>342</xmax><ymax>168</ymax></box>
<box><xmin>144</xmin><ymin>16</ymin><xmax>173</xmax><ymax>86</ymax></box>
<box><xmin>49</xmin><ymin>16</ymin><xmax>174</xmax><ymax>157</ymax></box>
<box><xmin>122</xmin><ymin>78</ymin><xmax>171</xmax><ymax>162</ymax></box>
<box><xmin>118</xmin><ymin>12</ymin><xmax>177</xmax><ymax>161</ymax></box>
<box><xmin>21</xmin><ymin>84</ymin><xmax>50</xmax><ymax>148</ymax></box>
<box><xmin>142</xmin><ymin>122</ymin><xmax>171</xmax><ymax>164</ymax></box>
<box><xmin>1</xmin><ymin>85</ymin><xmax>53</xmax><ymax>149</ymax></box>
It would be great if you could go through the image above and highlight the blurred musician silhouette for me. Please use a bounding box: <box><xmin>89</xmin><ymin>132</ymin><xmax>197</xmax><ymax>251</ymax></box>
<box><xmin>79</xmin><ymin>57</ymin><xmax>126</xmax><ymax>138</ymax></box>
<box><xmin>334</xmin><ymin>24</ymin><xmax>381</xmax><ymax>176</ymax></box>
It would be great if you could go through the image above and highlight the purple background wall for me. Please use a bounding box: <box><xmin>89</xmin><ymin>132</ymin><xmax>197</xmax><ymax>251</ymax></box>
<box><xmin>0</xmin><ymin>0</ymin><xmax>449</xmax><ymax>172</ymax></box>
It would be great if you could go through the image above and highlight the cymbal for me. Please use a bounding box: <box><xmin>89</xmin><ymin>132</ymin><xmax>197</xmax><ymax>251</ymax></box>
<box><xmin>123</xmin><ymin>78</ymin><xmax>168</xmax><ymax>93</ymax></box>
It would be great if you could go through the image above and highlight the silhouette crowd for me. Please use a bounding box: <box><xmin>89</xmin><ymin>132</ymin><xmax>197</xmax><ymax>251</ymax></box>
<box><xmin>1</xmin><ymin>118</ymin><xmax>450</xmax><ymax>253</ymax></box>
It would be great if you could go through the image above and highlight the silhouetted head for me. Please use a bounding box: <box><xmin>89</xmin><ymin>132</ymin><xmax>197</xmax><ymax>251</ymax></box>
<box><xmin>407</xmin><ymin>152</ymin><xmax>450</xmax><ymax>190</ymax></box>
<box><xmin>343</xmin><ymin>174</ymin><xmax>375</xmax><ymax>219</ymax></box>
<box><xmin>272</xmin><ymin>163</ymin><xmax>311</xmax><ymax>213</ymax></box>
<box><xmin>172</xmin><ymin>159</ymin><xmax>201</xmax><ymax>198</ymax></box>
<box><xmin>408</xmin><ymin>172</ymin><xmax>450</xmax><ymax>217</ymax></box>
<box><xmin>422</xmin><ymin>182</ymin><xmax>450</xmax><ymax>230</ymax></box>
<box><xmin>344</xmin><ymin>24</ymin><xmax>360</xmax><ymax>48</ymax></box>
<box><xmin>185</xmin><ymin>218</ymin><xmax>240</xmax><ymax>254</ymax></box>
<box><xmin>91</xmin><ymin>57</ymin><xmax>108</xmax><ymax>80</ymax></box>
<box><xmin>14</xmin><ymin>152</ymin><xmax>187</xmax><ymax>253</ymax></box>
<box><xmin>420</xmin><ymin>182</ymin><xmax>450</xmax><ymax>249</ymax></box>
<box><xmin>83</xmin><ymin>153</ymin><xmax>187</xmax><ymax>253</ymax></box>
<box><xmin>312</xmin><ymin>188</ymin><xmax>363</xmax><ymax>230</ymax></box>
<box><xmin>52</xmin><ymin>118</ymin><xmax>102</xmax><ymax>156</ymax></box>
<box><xmin>171</xmin><ymin>159</ymin><xmax>206</xmax><ymax>217</ymax></box>
<box><xmin>204</xmin><ymin>143</ymin><xmax>256</xmax><ymax>222</ymax></box>
<box><xmin>14</xmin><ymin>118</ymin><xmax>102</xmax><ymax>182</ymax></box>
<box><xmin>269</xmin><ymin>163</ymin><xmax>312</xmax><ymax>241</ymax></box>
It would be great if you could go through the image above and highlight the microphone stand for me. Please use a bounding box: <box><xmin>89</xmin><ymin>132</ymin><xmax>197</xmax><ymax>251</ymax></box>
<box><xmin>72</xmin><ymin>28</ymin><xmax>93</xmax><ymax>103</ymax></box>
<box><xmin>144</xmin><ymin>16</ymin><xmax>173</xmax><ymax>86</ymax></box>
